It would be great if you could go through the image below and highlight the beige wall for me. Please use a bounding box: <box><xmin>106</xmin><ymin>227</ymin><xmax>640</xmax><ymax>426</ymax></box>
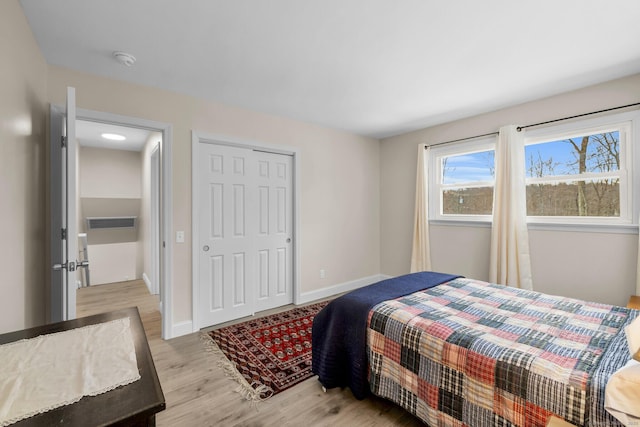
<box><xmin>47</xmin><ymin>66</ymin><xmax>381</xmax><ymax>329</ymax></box>
<box><xmin>79</xmin><ymin>146</ymin><xmax>143</xmax><ymax>285</ymax></box>
<box><xmin>381</xmin><ymin>73</ymin><xmax>640</xmax><ymax>307</ymax></box>
<box><xmin>79</xmin><ymin>146</ymin><xmax>142</xmax><ymax>198</ymax></box>
<box><xmin>0</xmin><ymin>0</ymin><xmax>48</xmax><ymax>334</ymax></box>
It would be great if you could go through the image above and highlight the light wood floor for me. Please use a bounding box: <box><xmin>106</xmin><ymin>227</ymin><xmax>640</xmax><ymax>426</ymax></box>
<box><xmin>77</xmin><ymin>280</ymin><xmax>424</xmax><ymax>426</ymax></box>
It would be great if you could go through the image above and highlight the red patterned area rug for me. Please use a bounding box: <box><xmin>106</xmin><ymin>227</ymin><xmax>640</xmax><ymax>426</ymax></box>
<box><xmin>202</xmin><ymin>300</ymin><xmax>330</xmax><ymax>403</ymax></box>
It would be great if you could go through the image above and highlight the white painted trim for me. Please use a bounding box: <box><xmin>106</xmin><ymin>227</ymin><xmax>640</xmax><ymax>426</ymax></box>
<box><xmin>297</xmin><ymin>274</ymin><xmax>389</xmax><ymax>305</ymax></box>
<box><xmin>191</xmin><ymin>131</ymin><xmax>301</xmax><ymax>332</ymax></box>
<box><xmin>150</xmin><ymin>144</ymin><xmax>160</xmax><ymax>296</ymax></box>
<box><xmin>71</xmin><ymin>107</ymin><xmax>174</xmax><ymax>340</ymax></box>
<box><xmin>142</xmin><ymin>272</ymin><xmax>152</xmax><ymax>294</ymax></box>
<box><xmin>161</xmin><ymin>126</ymin><xmax>174</xmax><ymax>339</ymax></box>
<box><xmin>292</xmin><ymin>151</ymin><xmax>302</xmax><ymax>305</ymax></box>
<box><xmin>191</xmin><ymin>132</ymin><xmax>199</xmax><ymax>332</ymax></box>
<box><xmin>430</xmin><ymin>219</ymin><xmax>639</xmax><ymax>235</ymax></box>
<box><xmin>171</xmin><ymin>320</ymin><xmax>194</xmax><ymax>338</ymax></box>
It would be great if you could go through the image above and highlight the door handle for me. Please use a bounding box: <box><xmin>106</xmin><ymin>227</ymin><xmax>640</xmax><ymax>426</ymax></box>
<box><xmin>52</xmin><ymin>261</ymin><xmax>76</xmax><ymax>271</ymax></box>
<box><xmin>77</xmin><ymin>260</ymin><xmax>89</xmax><ymax>269</ymax></box>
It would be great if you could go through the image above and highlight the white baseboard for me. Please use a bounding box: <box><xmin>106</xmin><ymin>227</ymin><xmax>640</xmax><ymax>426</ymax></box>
<box><xmin>297</xmin><ymin>274</ymin><xmax>390</xmax><ymax>305</ymax></box>
<box><xmin>179</xmin><ymin>274</ymin><xmax>395</xmax><ymax>339</ymax></box>
<box><xmin>142</xmin><ymin>273</ymin><xmax>152</xmax><ymax>294</ymax></box>
<box><xmin>170</xmin><ymin>320</ymin><xmax>194</xmax><ymax>339</ymax></box>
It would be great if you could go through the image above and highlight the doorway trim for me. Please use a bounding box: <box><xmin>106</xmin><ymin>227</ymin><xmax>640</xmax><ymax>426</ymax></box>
<box><xmin>150</xmin><ymin>144</ymin><xmax>161</xmax><ymax>296</ymax></box>
<box><xmin>191</xmin><ymin>131</ymin><xmax>301</xmax><ymax>331</ymax></box>
<box><xmin>72</xmin><ymin>107</ymin><xmax>174</xmax><ymax>339</ymax></box>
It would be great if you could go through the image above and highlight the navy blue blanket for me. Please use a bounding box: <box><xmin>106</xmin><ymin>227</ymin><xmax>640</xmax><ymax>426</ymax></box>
<box><xmin>311</xmin><ymin>271</ymin><xmax>461</xmax><ymax>399</ymax></box>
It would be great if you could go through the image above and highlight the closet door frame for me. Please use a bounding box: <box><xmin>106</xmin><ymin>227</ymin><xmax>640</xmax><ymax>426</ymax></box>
<box><xmin>191</xmin><ymin>132</ymin><xmax>301</xmax><ymax>331</ymax></box>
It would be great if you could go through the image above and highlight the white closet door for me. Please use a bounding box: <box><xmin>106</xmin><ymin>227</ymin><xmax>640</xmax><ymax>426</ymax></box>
<box><xmin>198</xmin><ymin>144</ymin><xmax>255</xmax><ymax>326</ymax></box>
<box><xmin>197</xmin><ymin>143</ymin><xmax>293</xmax><ymax>327</ymax></box>
<box><xmin>254</xmin><ymin>151</ymin><xmax>293</xmax><ymax>312</ymax></box>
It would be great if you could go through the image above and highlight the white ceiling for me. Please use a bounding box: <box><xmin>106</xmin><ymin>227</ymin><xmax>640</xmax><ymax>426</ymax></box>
<box><xmin>19</xmin><ymin>0</ymin><xmax>640</xmax><ymax>139</ymax></box>
<box><xmin>76</xmin><ymin>120</ymin><xmax>151</xmax><ymax>151</ymax></box>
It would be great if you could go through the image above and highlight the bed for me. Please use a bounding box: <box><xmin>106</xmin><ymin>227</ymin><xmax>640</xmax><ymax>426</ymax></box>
<box><xmin>311</xmin><ymin>272</ymin><xmax>639</xmax><ymax>427</ymax></box>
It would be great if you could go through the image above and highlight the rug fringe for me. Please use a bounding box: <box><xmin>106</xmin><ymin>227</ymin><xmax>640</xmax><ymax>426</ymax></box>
<box><xmin>200</xmin><ymin>332</ymin><xmax>274</xmax><ymax>406</ymax></box>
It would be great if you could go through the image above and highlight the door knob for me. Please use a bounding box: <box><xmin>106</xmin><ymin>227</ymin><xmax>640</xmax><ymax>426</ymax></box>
<box><xmin>203</xmin><ymin>245</ymin><xmax>210</xmax><ymax>252</ymax></box>
<box><xmin>286</xmin><ymin>238</ymin><xmax>291</xmax><ymax>243</ymax></box>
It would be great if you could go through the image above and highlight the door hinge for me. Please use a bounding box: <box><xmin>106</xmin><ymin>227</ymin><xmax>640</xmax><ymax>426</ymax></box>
<box><xmin>61</xmin><ymin>228</ymin><xmax>67</xmax><ymax>240</ymax></box>
<box><xmin>61</xmin><ymin>136</ymin><xmax>67</xmax><ymax>148</ymax></box>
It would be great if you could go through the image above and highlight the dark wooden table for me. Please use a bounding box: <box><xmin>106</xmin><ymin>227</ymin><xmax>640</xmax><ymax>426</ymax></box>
<box><xmin>0</xmin><ymin>307</ymin><xmax>165</xmax><ymax>426</ymax></box>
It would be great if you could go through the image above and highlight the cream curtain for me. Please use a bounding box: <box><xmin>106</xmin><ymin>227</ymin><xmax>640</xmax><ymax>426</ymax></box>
<box><xmin>410</xmin><ymin>144</ymin><xmax>432</xmax><ymax>272</ymax></box>
<box><xmin>489</xmin><ymin>125</ymin><xmax>533</xmax><ymax>289</ymax></box>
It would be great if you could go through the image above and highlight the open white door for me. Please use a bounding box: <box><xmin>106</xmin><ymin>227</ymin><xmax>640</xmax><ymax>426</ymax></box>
<box><xmin>50</xmin><ymin>87</ymin><xmax>81</xmax><ymax>322</ymax></box>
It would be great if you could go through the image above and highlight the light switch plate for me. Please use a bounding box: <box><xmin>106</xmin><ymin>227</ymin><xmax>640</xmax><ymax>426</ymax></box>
<box><xmin>176</xmin><ymin>231</ymin><xmax>185</xmax><ymax>243</ymax></box>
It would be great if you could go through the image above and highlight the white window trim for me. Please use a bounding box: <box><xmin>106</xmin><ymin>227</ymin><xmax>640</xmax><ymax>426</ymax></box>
<box><xmin>426</xmin><ymin>110</ymin><xmax>640</xmax><ymax>230</ymax></box>
<box><xmin>523</xmin><ymin>110</ymin><xmax>639</xmax><ymax>227</ymax></box>
<box><xmin>428</xmin><ymin>136</ymin><xmax>496</xmax><ymax>222</ymax></box>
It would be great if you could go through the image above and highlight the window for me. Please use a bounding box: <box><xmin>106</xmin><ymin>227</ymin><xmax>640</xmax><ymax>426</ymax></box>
<box><xmin>428</xmin><ymin>110</ymin><xmax>639</xmax><ymax>227</ymax></box>
<box><xmin>523</xmin><ymin>112</ymin><xmax>636</xmax><ymax>225</ymax></box>
<box><xmin>525</xmin><ymin>130</ymin><xmax>624</xmax><ymax>219</ymax></box>
<box><xmin>429</xmin><ymin>137</ymin><xmax>496</xmax><ymax>221</ymax></box>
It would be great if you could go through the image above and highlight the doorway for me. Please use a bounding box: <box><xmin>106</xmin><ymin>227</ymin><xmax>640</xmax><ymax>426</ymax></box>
<box><xmin>76</xmin><ymin>120</ymin><xmax>159</xmax><ymax>290</ymax></box>
<box><xmin>66</xmin><ymin>107</ymin><xmax>173</xmax><ymax>339</ymax></box>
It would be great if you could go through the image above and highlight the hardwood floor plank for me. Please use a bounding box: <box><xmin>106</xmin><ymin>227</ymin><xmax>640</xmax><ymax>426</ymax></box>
<box><xmin>77</xmin><ymin>280</ymin><xmax>423</xmax><ymax>426</ymax></box>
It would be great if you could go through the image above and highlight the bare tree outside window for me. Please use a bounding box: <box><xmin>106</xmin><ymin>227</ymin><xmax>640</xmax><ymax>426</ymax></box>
<box><xmin>525</xmin><ymin>131</ymin><xmax>620</xmax><ymax>217</ymax></box>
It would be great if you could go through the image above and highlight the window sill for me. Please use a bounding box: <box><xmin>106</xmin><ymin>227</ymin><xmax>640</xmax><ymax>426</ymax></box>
<box><xmin>429</xmin><ymin>220</ymin><xmax>639</xmax><ymax>235</ymax></box>
<box><xmin>526</xmin><ymin>222</ymin><xmax>638</xmax><ymax>234</ymax></box>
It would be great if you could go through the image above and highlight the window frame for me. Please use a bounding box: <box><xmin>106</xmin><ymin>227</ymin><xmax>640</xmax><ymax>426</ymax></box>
<box><xmin>523</xmin><ymin>111</ymin><xmax>638</xmax><ymax>227</ymax></box>
<box><xmin>428</xmin><ymin>136</ymin><xmax>497</xmax><ymax>223</ymax></box>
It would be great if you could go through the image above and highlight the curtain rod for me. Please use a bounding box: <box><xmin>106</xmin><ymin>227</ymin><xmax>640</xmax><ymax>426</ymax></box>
<box><xmin>425</xmin><ymin>131</ymin><xmax>499</xmax><ymax>148</ymax></box>
<box><xmin>516</xmin><ymin>101</ymin><xmax>640</xmax><ymax>132</ymax></box>
<box><xmin>425</xmin><ymin>101</ymin><xmax>640</xmax><ymax>148</ymax></box>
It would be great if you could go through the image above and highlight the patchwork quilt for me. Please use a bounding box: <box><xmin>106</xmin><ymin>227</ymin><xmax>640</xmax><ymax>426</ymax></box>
<box><xmin>367</xmin><ymin>278</ymin><xmax>636</xmax><ymax>427</ymax></box>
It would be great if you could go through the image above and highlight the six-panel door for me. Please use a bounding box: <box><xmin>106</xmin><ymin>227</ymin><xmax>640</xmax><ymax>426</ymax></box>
<box><xmin>197</xmin><ymin>143</ymin><xmax>293</xmax><ymax>327</ymax></box>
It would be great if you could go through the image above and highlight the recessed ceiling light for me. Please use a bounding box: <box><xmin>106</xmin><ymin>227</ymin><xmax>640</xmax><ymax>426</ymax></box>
<box><xmin>101</xmin><ymin>133</ymin><xmax>126</xmax><ymax>141</ymax></box>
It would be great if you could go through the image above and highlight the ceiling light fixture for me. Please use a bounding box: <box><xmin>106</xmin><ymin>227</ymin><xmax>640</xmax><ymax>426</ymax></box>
<box><xmin>113</xmin><ymin>51</ymin><xmax>136</xmax><ymax>66</ymax></box>
<box><xmin>101</xmin><ymin>133</ymin><xmax>126</xmax><ymax>141</ymax></box>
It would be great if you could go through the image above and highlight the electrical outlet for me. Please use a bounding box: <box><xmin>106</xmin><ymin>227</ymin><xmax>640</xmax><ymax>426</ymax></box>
<box><xmin>320</xmin><ymin>269</ymin><xmax>326</xmax><ymax>279</ymax></box>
